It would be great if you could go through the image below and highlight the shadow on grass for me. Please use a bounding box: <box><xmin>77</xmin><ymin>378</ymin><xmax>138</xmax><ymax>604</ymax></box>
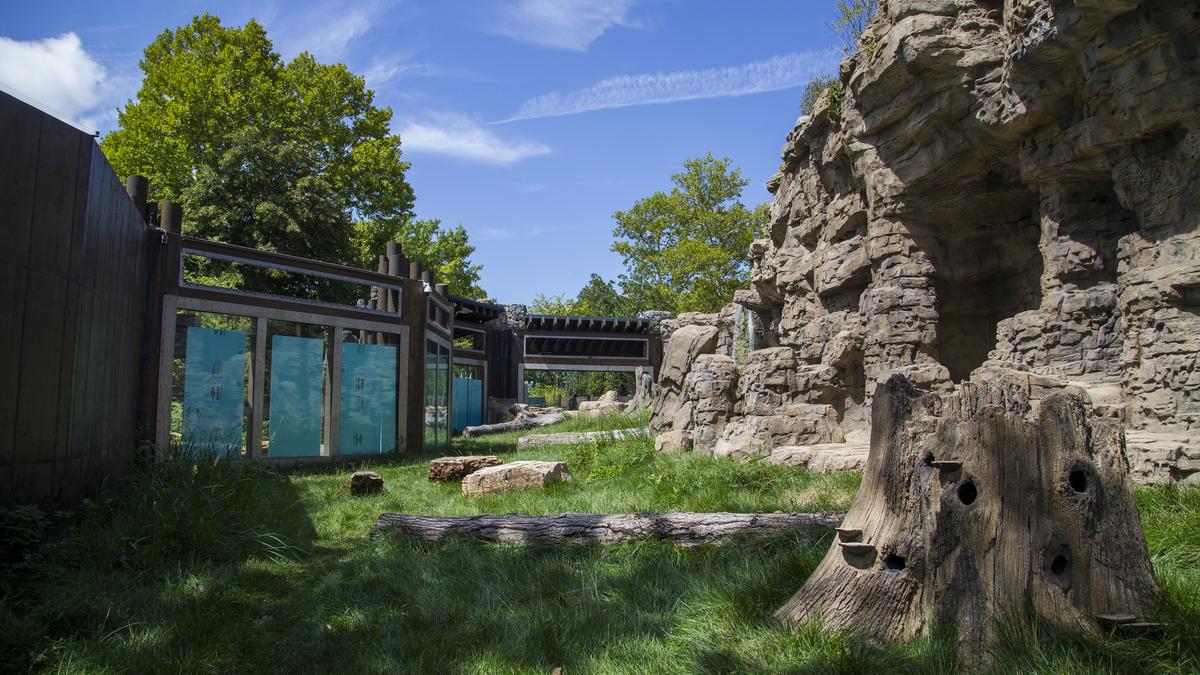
<box><xmin>4</xmin><ymin>449</ymin><xmax>1198</xmax><ymax>674</ymax></box>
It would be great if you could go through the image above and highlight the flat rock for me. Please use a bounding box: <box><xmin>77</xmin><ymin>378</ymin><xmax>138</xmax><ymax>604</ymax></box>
<box><xmin>767</xmin><ymin>440</ymin><xmax>870</xmax><ymax>473</ymax></box>
<box><xmin>346</xmin><ymin>471</ymin><xmax>384</xmax><ymax>496</ymax></box>
<box><xmin>428</xmin><ymin>455</ymin><xmax>502</xmax><ymax>481</ymax></box>
<box><xmin>462</xmin><ymin>460</ymin><xmax>570</xmax><ymax>496</ymax></box>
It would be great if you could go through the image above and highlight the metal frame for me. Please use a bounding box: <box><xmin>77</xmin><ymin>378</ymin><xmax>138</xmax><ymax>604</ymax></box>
<box><xmin>155</xmin><ymin>294</ymin><xmax>410</xmax><ymax>461</ymax></box>
<box><xmin>522</xmin><ymin>333</ymin><xmax>650</xmax><ymax>359</ymax></box>
<box><xmin>517</xmin><ymin>362</ymin><xmax>654</xmax><ymax>403</ymax></box>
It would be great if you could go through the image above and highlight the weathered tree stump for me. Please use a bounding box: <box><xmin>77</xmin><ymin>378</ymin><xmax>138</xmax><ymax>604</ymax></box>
<box><xmin>462</xmin><ymin>411</ymin><xmax>565</xmax><ymax>437</ymax></box>
<box><xmin>373</xmin><ymin>511</ymin><xmax>843</xmax><ymax>546</ymax></box>
<box><xmin>346</xmin><ymin>471</ymin><xmax>384</xmax><ymax>496</ymax></box>
<box><xmin>777</xmin><ymin>371</ymin><xmax>1159</xmax><ymax>664</ymax></box>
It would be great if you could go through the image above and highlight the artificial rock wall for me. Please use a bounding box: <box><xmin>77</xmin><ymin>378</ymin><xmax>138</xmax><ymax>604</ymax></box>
<box><xmin>652</xmin><ymin>0</ymin><xmax>1200</xmax><ymax>483</ymax></box>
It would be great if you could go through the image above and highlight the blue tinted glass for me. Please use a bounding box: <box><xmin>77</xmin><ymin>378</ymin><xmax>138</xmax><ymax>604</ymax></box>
<box><xmin>268</xmin><ymin>335</ymin><xmax>326</xmax><ymax>457</ymax></box>
<box><xmin>182</xmin><ymin>326</ymin><xmax>246</xmax><ymax>456</ymax></box>
<box><xmin>340</xmin><ymin>342</ymin><xmax>397</xmax><ymax>454</ymax></box>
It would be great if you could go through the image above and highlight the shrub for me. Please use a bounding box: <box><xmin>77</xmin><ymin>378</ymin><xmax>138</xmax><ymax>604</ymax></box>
<box><xmin>799</xmin><ymin>75</ymin><xmax>839</xmax><ymax>117</ymax></box>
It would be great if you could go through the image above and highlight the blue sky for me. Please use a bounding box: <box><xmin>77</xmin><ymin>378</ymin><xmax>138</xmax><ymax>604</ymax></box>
<box><xmin>0</xmin><ymin>1</ymin><xmax>839</xmax><ymax>304</ymax></box>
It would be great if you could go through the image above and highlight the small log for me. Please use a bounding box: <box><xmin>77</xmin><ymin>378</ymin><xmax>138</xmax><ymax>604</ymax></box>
<box><xmin>373</xmin><ymin>511</ymin><xmax>844</xmax><ymax>546</ymax></box>
<box><xmin>463</xmin><ymin>412</ymin><xmax>565</xmax><ymax>438</ymax></box>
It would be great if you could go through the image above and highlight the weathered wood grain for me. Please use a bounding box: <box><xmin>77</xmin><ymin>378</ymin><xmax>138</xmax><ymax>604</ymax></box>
<box><xmin>373</xmin><ymin>511</ymin><xmax>843</xmax><ymax>546</ymax></box>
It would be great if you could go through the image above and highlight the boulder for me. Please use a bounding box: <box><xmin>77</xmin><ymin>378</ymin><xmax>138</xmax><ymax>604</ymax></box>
<box><xmin>461</xmin><ymin>460</ymin><xmax>571</xmax><ymax>496</ymax></box>
<box><xmin>650</xmin><ymin>324</ymin><xmax>719</xmax><ymax>432</ymax></box>
<box><xmin>346</xmin><ymin>471</ymin><xmax>384</xmax><ymax>496</ymax></box>
<box><xmin>428</xmin><ymin>455</ymin><xmax>502</xmax><ymax>481</ymax></box>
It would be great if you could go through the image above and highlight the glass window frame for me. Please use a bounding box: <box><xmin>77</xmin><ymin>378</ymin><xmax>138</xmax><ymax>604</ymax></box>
<box><xmin>157</xmin><ymin>296</ymin><xmax>410</xmax><ymax>461</ymax></box>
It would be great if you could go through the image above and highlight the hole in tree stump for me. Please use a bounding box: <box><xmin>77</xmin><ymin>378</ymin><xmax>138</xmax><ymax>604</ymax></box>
<box><xmin>883</xmin><ymin>554</ymin><xmax>907</xmax><ymax>572</ymax></box>
<box><xmin>957</xmin><ymin>480</ymin><xmax>978</xmax><ymax>505</ymax></box>
<box><xmin>1069</xmin><ymin>469</ymin><xmax>1088</xmax><ymax>493</ymax></box>
<box><xmin>923</xmin><ymin>452</ymin><xmax>935</xmax><ymax>466</ymax></box>
<box><xmin>1051</xmin><ymin>554</ymin><xmax>1071</xmax><ymax>577</ymax></box>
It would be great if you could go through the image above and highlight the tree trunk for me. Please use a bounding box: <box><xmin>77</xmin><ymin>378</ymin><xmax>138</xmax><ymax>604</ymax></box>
<box><xmin>776</xmin><ymin>370</ymin><xmax>1160</xmax><ymax>665</ymax></box>
<box><xmin>374</xmin><ymin>511</ymin><xmax>842</xmax><ymax>546</ymax></box>
<box><xmin>462</xmin><ymin>412</ymin><xmax>565</xmax><ymax>438</ymax></box>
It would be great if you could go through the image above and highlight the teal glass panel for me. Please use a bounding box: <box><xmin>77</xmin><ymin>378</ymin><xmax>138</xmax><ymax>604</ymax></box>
<box><xmin>268</xmin><ymin>335</ymin><xmax>326</xmax><ymax>457</ymax></box>
<box><xmin>340</xmin><ymin>342</ymin><xmax>397</xmax><ymax>454</ymax></box>
<box><xmin>451</xmin><ymin>378</ymin><xmax>482</xmax><ymax>433</ymax></box>
<box><xmin>182</xmin><ymin>326</ymin><xmax>246</xmax><ymax>456</ymax></box>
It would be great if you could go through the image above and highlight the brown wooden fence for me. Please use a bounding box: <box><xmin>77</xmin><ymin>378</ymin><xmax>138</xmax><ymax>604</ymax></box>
<box><xmin>0</xmin><ymin>92</ymin><xmax>154</xmax><ymax>507</ymax></box>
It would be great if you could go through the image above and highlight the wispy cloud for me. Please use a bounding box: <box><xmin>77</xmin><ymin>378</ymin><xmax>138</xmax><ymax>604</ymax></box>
<box><xmin>272</xmin><ymin>1</ymin><xmax>390</xmax><ymax>60</ymax></box>
<box><xmin>400</xmin><ymin>112</ymin><xmax>551</xmax><ymax>165</ymax></box>
<box><xmin>0</xmin><ymin>32</ymin><xmax>111</xmax><ymax>132</ymax></box>
<box><xmin>362</xmin><ymin>54</ymin><xmax>459</xmax><ymax>88</ymax></box>
<box><xmin>485</xmin><ymin>0</ymin><xmax>638</xmax><ymax>51</ymax></box>
<box><xmin>476</xmin><ymin>225</ymin><xmax>573</xmax><ymax>241</ymax></box>
<box><xmin>504</xmin><ymin>50</ymin><xmax>839</xmax><ymax>122</ymax></box>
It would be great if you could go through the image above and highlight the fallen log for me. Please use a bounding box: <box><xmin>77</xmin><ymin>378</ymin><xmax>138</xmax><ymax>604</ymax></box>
<box><xmin>372</xmin><ymin>511</ymin><xmax>843</xmax><ymax>546</ymax></box>
<box><xmin>516</xmin><ymin>427</ymin><xmax>649</xmax><ymax>448</ymax></box>
<box><xmin>463</xmin><ymin>412</ymin><xmax>565</xmax><ymax>438</ymax></box>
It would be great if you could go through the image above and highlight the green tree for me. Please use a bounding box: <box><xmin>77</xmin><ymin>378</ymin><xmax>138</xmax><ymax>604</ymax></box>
<box><xmin>611</xmin><ymin>153</ymin><xmax>765</xmax><ymax>314</ymax></box>
<box><xmin>351</xmin><ymin>218</ymin><xmax>485</xmax><ymax>299</ymax></box>
<box><xmin>101</xmin><ymin>14</ymin><xmax>483</xmax><ymax>298</ymax></box>
<box><xmin>529</xmin><ymin>293</ymin><xmax>581</xmax><ymax>315</ymax></box>
<box><xmin>574</xmin><ymin>274</ymin><xmax>631</xmax><ymax>316</ymax></box>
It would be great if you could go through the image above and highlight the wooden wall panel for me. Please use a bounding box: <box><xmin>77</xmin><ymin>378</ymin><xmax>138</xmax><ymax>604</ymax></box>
<box><xmin>1</xmin><ymin>92</ymin><xmax>151</xmax><ymax>508</ymax></box>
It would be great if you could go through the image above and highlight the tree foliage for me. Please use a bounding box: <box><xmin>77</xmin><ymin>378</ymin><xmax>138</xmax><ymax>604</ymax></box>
<box><xmin>611</xmin><ymin>154</ymin><xmax>765</xmax><ymax>315</ymax></box>
<box><xmin>102</xmin><ymin>14</ymin><xmax>485</xmax><ymax>298</ymax></box>
<box><xmin>352</xmin><ymin>218</ymin><xmax>485</xmax><ymax>299</ymax></box>
<box><xmin>827</xmin><ymin>0</ymin><xmax>879</xmax><ymax>54</ymax></box>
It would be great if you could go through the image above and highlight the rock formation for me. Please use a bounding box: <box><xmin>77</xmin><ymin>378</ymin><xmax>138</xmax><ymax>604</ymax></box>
<box><xmin>651</xmin><ymin>0</ymin><xmax>1200</xmax><ymax>484</ymax></box>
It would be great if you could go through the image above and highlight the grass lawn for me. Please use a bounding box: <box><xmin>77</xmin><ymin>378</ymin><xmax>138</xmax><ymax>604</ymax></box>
<box><xmin>2</xmin><ymin>413</ymin><xmax>1197</xmax><ymax>673</ymax></box>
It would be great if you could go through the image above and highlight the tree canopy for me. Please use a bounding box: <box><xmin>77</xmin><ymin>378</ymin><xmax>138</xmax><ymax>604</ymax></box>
<box><xmin>102</xmin><ymin>14</ymin><xmax>485</xmax><ymax>298</ymax></box>
<box><xmin>610</xmin><ymin>153</ymin><xmax>766</xmax><ymax>314</ymax></box>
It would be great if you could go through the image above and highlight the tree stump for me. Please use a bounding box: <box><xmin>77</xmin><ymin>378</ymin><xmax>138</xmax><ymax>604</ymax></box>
<box><xmin>776</xmin><ymin>371</ymin><xmax>1159</xmax><ymax>664</ymax></box>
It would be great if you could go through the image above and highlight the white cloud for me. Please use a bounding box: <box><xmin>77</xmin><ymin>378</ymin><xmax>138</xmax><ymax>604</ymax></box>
<box><xmin>486</xmin><ymin>0</ymin><xmax>637</xmax><ymax>51</ymax></box>
<box><xmin>476</xmin><ymin>224</ymin><xmax>572</xmax><ymax>241</ymax></box>
<box><xmin>400</xmin><ymin>113</ymin><xmax>551</xmax><ymax>165</ymax></box>
<box><xmin>505</xmin><ymin>50</ymin><xmax>839</xmax><ymax>121</ymax></box>
<box><xmin>272</xmin><ymin>1</ymin><xmax>388</xmax><ymax>60</ymax></box>
<box><xmin>362</xmin><ymin>54</ymin><xmax>453</xmax><ymax>88</ymax></box>
<box><xmin>0</xmin><ymin>33</ymin><xmax>108</xmax><ymax>130</ymax></box>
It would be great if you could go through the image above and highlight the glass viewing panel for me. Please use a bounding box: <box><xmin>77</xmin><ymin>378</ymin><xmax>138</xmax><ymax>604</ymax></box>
<box><xmin>452</xmin><ymin>363</ymin><xmax>484</xmax><ymax>434</ymax></box>
<box><xmin>424</xmin><ymin>339</ymin><xmax>451</xmax><ymax>450</ymax></box>
<box><xmin>339</xmin><ymin>341</ymin><xmax>398</xmax><ymax>454</ymax></box>
<box><xmin>264</xmin><ymin>321</ymin><xmax>330</xmax><ymax>457</ymax></box>
<box><xmin>171</xmin><ymin>311</ymin><xmax>254</xmax><ymax>458</ymax></box>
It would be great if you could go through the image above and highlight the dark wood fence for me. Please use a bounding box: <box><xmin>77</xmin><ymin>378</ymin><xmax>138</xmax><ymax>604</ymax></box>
<box><xmin>1</xmin><ymin>92</ymin><xmax>153</xmax><ymax>507</ymax></box>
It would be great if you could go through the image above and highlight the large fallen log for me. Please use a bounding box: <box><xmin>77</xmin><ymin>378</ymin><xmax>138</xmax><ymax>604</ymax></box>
<box><xmin>373</xmin><ymin>511</ymin><xmax>843</xmax><ymax>546</ymax></box>
<box><xmin>462</xmin><ymin>412</ymin><xmax>565</xmax><ymax>438</ymax></box>
<box><xmin>516</xmin><ymin>427</ymin><xmax>648</xmax><ymax>448</ymax></box>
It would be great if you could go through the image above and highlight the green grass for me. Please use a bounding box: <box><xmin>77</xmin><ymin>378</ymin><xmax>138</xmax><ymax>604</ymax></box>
<box><xmin>1</xmin><ymin>414</ymin><xmax>1197</xmax><ymax>673</ymax></box>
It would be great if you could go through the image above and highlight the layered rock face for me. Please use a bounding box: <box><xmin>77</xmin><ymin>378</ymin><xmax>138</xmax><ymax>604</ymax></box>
<box><xmin>652</xmin><ymin>0</ymin><xmax>1200</xmax><ymax>483</ymax></box>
